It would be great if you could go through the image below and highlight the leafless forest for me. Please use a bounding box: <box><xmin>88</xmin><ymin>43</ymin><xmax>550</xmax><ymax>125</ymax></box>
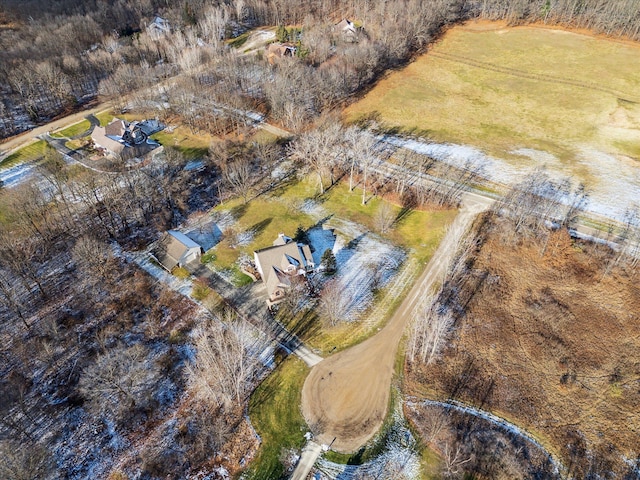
<box><xmin>406</xmin><ymin>175</ymin><xmax>640</xmax><ymax>479</ymax></box>
<box><xmin>2</xmin><ymin>0</ymin><xmax>640</xmax><ymax>478</ymax></box>
<box><xmin>2</xmin><ymin>0</ymin><xmax>640</xmax><ymax>138</ymax></box>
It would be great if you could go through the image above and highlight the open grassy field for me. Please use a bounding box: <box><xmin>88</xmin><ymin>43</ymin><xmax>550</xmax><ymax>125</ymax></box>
<box><xmin>0</xmin><ymin>139</ymin><xmax>48</xmax><ymax>170</ymax></box>
<box><xmin>345</xmin><ymin>22</ymin><xmax>640</xmax><ymax>167</ymax></box>
<box><xmin>247</xmin><ymin>356</ymin><xmax>309</xmax><ymax>480</ymax></box>
<box><xmin>406</xmin><ymin>216</ymin><xmax>640</xmax><ymax>477</ymax></box>
<box><xmin>50</xmin><ymin>119</ymin><xmax>91</xmax><ymax>138</ymax></box>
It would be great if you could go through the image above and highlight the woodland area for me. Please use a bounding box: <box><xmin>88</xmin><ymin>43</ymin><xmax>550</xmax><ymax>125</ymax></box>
<box><xmin>406</xmin><ymin>173</ymin><xmax>640</xmax><ymax>479</ymax></box>
<box><xmin>2</xmin><ymin>0</ymin><xmax>640</xmax><ymax>138</ymax></box>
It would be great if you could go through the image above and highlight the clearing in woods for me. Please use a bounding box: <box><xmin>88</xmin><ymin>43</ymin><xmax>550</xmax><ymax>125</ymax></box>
<box><xmin>345</xmin><ymin>21</ymin><xmax>640</xmax><ymax>177</ymax></box>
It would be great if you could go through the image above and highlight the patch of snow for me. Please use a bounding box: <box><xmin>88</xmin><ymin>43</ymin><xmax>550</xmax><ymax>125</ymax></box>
<box><xmin>270</xmin><ymin>160</ymin><xmax>294</xmax><ymax>181</ymax></box>
<box><xmin>511</xmin><ymin>147</ymin><xmax>560</xmax><ymax>166</ymax></box>
<box><xmin>212</xmin><ymin>210</ymin><xmax>238</xmax><ymax>232</ymax></box>
<box><xmin>184</xmin><ymin>159</ymin><xmax>205</xmax><ymax>171</ymax></box>
<box><xmin>307</xmin><ymin>227</ymin><xmax>338</xmax><ymax>265</ymax></box>
<box><xmin>0</xmin><ymin>159</ymin><xmax>38</xmax><ymax>188</ymax></box>
<box><xmin>575</xmin><ymin>147</ymin><xmax>640</xmax><ymax>219</ymax></box>
<box><xmin>235</xmin><ymin>229</ymin><xmax>254</xmax><ymax>246</ymax></box>
<box><xmin>381</xmin><ymin>133</ymin><xmax>640</xmax><ymax>221</ymax></box>
<box><xmin>315</xmin><ymin>402</ymin><xmax>420</xmax><ymax>480</ymax></box>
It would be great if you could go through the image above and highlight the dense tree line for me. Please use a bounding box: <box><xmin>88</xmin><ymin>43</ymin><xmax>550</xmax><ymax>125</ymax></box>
<box><xmin>3</xmin><ymin>0</ymin><xmax>640</xmax><ymax>139</ymax></box>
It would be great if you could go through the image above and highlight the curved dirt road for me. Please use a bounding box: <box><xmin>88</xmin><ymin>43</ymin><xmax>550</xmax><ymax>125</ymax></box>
<box><xmin>301</xmin><ymin>193</ymin><xmax>492</xmax><ymax>453</ymax></box>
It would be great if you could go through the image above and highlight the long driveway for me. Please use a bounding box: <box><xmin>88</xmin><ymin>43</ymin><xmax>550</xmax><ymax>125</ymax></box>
<box><xmin>300</xmin><ymin>192</ymin><xmax>493</xmax><ymax>453</ymax></box>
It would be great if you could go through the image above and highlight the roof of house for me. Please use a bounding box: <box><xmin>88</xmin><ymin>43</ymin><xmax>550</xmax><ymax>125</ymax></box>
<box><xmin>147</xmin><ymin>16</ymin><xmax>171</xmax><ymax>36</ymax></box>
<box><xmin>104</xmin><ymin>119</ymin><xmax>127</xmax><ymax>137</ymax></box>
<box><xmin>91</xmin><ymin>125</ymin><xmax>125</xmax><ymax>154</ymax></box>
<box><xmin>273</xmin><ymin>233</ymin><xmax>292</xmax><ymax>246</ymax></box>
<box><xmin>168</xmin><ymin>230</ymin><xmax>200</xmax><ymax>249</ymax></box>
<box><xmin>154</xmin><ymin>230</ymin><xmax>201</xmax><ymax>271</ymax></box>
<box><xmin>254</xmin><ymin>237</ymin><xmax>314</xmax><ymax>300</ymax></box>
<box><xmin>336</xmin><ymin>19</ymin><xmax>356</xmax><ymax>32</ymax></box>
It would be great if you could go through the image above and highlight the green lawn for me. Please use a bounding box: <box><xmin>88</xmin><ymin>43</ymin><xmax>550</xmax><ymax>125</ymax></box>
<box><xmin>95</xmin><ymin>111</ymin><xmax>115</xmax><ymax>126</ymax></box>
<box><xmin>247</xmin><ymin>357</ymin><xmax>309</xmax><ymax>479</ymax></box>
<box><xmin>209</xmin><ymin>195</ymin><xmax>315</xmax><ymax>274</ymax></box>
<box><xmin>345</xmin><ymin>22</ymin><xmax>640</xmax><ymax>169</ymax></box>
<box><xmin>227</xmin><ymin>31</ymin><xmax>250</xmax><ymax>48</ymax></box>
<box><xmin>0</xmin><ymin>140</ymin><xmax>48</xmax><ymax>170</ymax></box>
<box><xmin>279</xmin><ymin>177</ymin><xmax>457</xmax><ymax>262</ymax></box>
<box><xmin>151</xmin><ymin>127</ymin><xmax>212</xmax><ymax>159</ymax></box>
<box><xmin>50</xmin><ymin>119</ymin><xmax>91</xmax><ymax>138</ymax></box>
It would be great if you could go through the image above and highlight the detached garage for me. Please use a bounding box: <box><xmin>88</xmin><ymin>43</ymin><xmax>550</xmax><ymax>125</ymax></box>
<box><xmin>152</xmin><ymin>230</ymin><xmax>203</xmax><ymax>271</ymax></box>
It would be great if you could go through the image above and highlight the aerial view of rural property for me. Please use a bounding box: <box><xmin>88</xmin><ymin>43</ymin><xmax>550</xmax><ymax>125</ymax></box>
<box><xmin>1</xmin><ymin>0</ymin><xmax>640</xmax><ymax>479</ymax></box>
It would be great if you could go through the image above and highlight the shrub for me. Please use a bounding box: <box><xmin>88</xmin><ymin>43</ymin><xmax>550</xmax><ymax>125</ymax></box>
<box><xmin>172</xmin><ymin>266</ymin><xmax>191</xmax><ymax>279</ymax></box>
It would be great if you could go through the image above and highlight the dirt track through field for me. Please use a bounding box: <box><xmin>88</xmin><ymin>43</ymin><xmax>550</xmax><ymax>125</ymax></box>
<box><xmin>301</xmin><ymin>193</ymin><xmax>493</xmax><ymax>453</ymax></box>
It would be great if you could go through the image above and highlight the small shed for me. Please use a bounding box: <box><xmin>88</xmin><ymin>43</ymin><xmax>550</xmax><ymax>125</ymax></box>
<box><xmin>153</xmin><ymin>230</ymin><xmax>203</xmax><ymax>271</ymax></box>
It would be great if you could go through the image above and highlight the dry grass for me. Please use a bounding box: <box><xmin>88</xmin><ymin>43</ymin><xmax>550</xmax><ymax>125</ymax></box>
<box><xmin>345</xmin><ymin>22</ymin><xmax>640</xmax><ymax>166</ymax></box>
<box><xmin>407</xmin><ymin>218</ymin><xmax>640</xmax><ymax>476</ymax></box>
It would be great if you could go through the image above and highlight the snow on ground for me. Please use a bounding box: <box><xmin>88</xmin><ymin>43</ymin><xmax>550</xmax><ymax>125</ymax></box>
<box><xmin>381</xmin><ymin>134</ymin><xmax>640</xmax><ymax>221</ymax></box>
<box><xmin>127</xmin><ymin>250</ymin><xmax>193</xmax><ymax>297</ymax></box>
<box><xmin>0</xmin><ymin>158</ymin><xmax>38</xmax><ymax>187</ymax></box>
<box><xmin>183</xmin><ymin>215</ymin><xmax>223</xmax><ymax>251</ymax></box>
<box><xmin>307</xmin><ymin>227</ymin><xmax>338</xmax><ymax>265</ymax></box>
<box><xmin>212</xmin><ymin>210</ymin><xmax>238</xmax><ymax>232</ymax></box>
<box><xmin>307</xmin><ymin>222</ymin><xmax>405</xmax><ymax>322</ymax></box>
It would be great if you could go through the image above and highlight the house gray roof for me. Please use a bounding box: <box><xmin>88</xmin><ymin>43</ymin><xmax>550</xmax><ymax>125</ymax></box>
<box><xmin>91</xmin><ymin>124</ymin><xmax>126</xmax><ymax>154</ymax></box>
<box><xmin>254</xmin><ymin>236</ymin><xmax>314</xmax><ymax>301</ymax></box>
<box><xmin>153</xmin><ymin>230</ymin><xmax>202</xmax><ymax>271</ymax></box>
<box><xmin>168</xmin><ymin>230</ymin><xmax>200</xmax><ymax>249</ymax></box>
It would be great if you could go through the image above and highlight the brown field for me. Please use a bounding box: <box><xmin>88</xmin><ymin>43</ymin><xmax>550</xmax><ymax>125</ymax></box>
<box><xmin>406</xmin><ymin>217</ymin><xmax>640</xmax><ymax>478</ymax></box>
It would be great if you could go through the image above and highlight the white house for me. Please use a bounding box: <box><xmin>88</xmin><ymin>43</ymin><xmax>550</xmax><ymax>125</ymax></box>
<box><xmin>153</xmin><ymin>230</ymin><xmax>203</xmax><ymax>271</ymax></box>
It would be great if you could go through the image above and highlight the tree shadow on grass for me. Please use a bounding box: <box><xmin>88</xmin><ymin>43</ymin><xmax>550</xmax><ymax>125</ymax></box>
<box><xmin>229</xmin><ymin>202</ymin><xmax>248</xmax><ymax>220</ymax></box>
<box><xmin>250</xmin><ymin>217</ymin><xmax>273</xmax><ymax>237</ymax></box>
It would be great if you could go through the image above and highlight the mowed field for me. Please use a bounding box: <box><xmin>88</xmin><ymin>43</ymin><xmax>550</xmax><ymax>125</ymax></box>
<box><xmin>345</xmin><ymin>22</ymin><xmax>640</xmax><ymax>168</ymax></box>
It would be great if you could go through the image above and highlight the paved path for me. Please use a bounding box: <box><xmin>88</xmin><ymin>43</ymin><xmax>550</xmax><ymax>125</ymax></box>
<box><xmin>290</xmin><ymin>441</ymin><xmax>323</xmax><ymax>480</ymax></box>
<box><xmin>300</xmin><ymin>193</ymin><xmax>493</xmax><ymax>453</ymax></box>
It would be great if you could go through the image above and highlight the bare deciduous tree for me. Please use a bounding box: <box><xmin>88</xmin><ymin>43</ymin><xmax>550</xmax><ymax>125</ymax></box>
<box><xmin>187</xmin><ymin>312</ymin><xmax>269</xmax><ymax>408</ymax></box>
<box><xmin>374</xmin><ymin>202</ymin><xmax>396</xmax><ymax>234</ymax></box>
<box><xmin>442</xmin><ymin>442</ymin><xmax>473</xmax><ymax>478</ymax></box>
<box><xmin>79</xmin><ymin>344</ymin><xmax>160</xmax><ymax>421</ymax></box>
<box><xmin>408</xmin><ymin>300</ymin><xmax>454</xmax><ymax>366</ymax></box>
<box><xmin>0</xmin><ymin>441</ymin><xmax>53</xmax><ymax>480</ymax></box>
<box><xmin>318</xmin><ymin>279</ymin><xmax>349</xmax><ymax>326</ymax></box>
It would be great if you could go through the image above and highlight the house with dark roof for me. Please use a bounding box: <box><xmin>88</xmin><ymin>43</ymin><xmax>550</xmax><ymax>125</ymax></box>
<box><xmin>254</xmin><ymin>233</ymin><xmax>314</xmax><ymax>305</ymax></box>
<box><xmin>91</xmin><ymin>118</ymin><xmax>163</xmax><ymax>159</ymax></box>
<box><xmin>152</xmin><ymin>230</ymin><xmax>203</xmax><ymax>271</ymax></box>
<box><xmin>266</xmin><ymin>42</ymin><xmax>297</xmax><ymax>64</ymax></box>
